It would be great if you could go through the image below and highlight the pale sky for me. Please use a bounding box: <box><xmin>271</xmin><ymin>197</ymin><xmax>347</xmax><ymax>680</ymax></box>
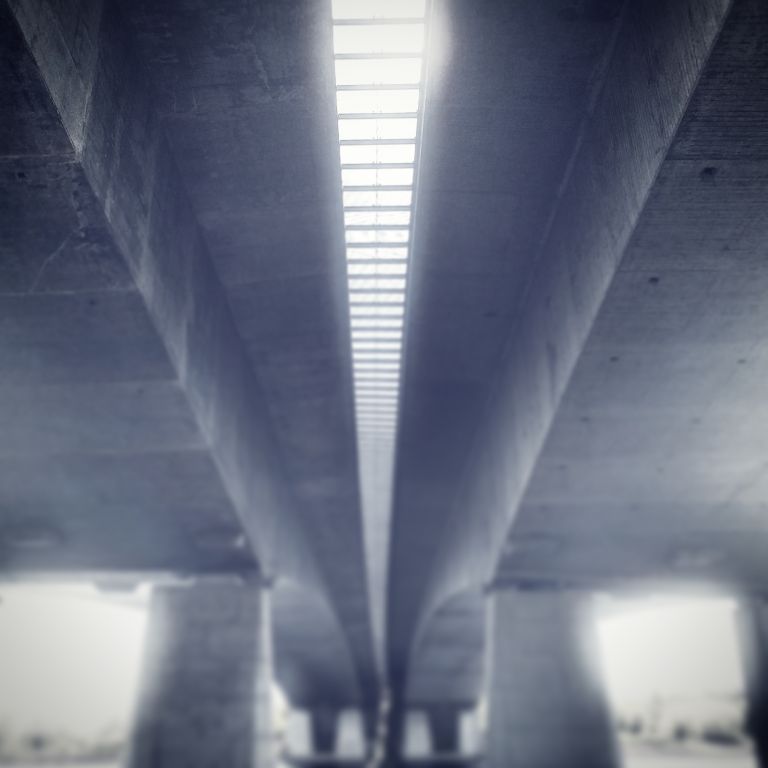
<box><xmin>0</xmin><ymin>586</ymin><xmax>749</xmax><ymax>742</ymax></box>
<box><xmin>0</xmin><ymin>584</ymin><xmax>149</xmax><ymax>738</ymax></box>
<box><xmin>596</xmin><ymin>595</ymin><xmax>746</xmax><ymax>715</ymax></box>
<box><xmin>0</xmin><ymin>584</ymin><xmax>290</xmax><ymax>743</ymax></box>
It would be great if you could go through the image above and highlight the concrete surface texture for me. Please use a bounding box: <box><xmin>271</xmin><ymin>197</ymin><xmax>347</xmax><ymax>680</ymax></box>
<box><xmin>125</xmin><ymin>582</ymin><xmax>273</xmax><ymax>768</ymax></box>
<box><xmin>486</xmin><ymin>589</ymin><xmax>618</xmax><ymax>768</ymax></box>
<box><xmin>4</xmin><ymin>0</ymin><xmax>768</xmax><ymax>765</ymax></box>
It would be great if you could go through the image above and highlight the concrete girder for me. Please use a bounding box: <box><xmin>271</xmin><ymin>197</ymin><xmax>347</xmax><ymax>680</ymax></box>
<box><xmin>4</xmin><ymin>0</ymin><xmax>378</xmax><ymax>707</ymax></box>
<box><xmin>389</xmin><ymin>0</ymin><xmax>731</xmax><ymax>731</ymax></box>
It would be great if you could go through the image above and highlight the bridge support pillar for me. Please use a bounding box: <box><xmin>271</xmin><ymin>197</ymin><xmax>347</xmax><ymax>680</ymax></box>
<box><xmin>126</xmin><ymin>580</ymin><xmax>273</xmax><ymax>768</ymax></box>
<box><xmin>311</xmin><ymin>706</ymin><xmax>339</xmax><ymax>754</ymax></box>
<box><xmin>427</xmin><ymin>705</ymin><xmax>460</xmax><ymax>753</ymax></box>
<box><xmin>738</xmin><ymin>598</ymin><xmax>768</xmax><ymax>767</ymax></box>
<box><xmin>485</xmin><ymin>587</ymin><xmax>618</xmax><ymax>768</ymax></box>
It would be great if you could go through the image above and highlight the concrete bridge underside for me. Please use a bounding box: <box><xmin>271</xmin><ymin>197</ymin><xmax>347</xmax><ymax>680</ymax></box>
<box><xmin>5</xmin><ymin>0</ymin><xmax>768</xmax><ymax>766</ymax></box>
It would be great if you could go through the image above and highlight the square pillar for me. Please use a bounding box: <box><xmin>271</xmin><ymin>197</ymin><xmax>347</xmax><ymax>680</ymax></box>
<box><xmin>427</xmin><ymin>705</ymin><xmax>460</xmax><ymax>753</ymax></box>
<box><xmin>485</xmin><ymin>586</ymin><xmax>618</xmax><ymax>768</ymax></box>
<box><xmin>125</xmin><ymin>580</ymin><xmax>273</xmax><ymax>768</ymax></box>
<box><xmin>737</xmin><ymin>597</ymin><xmax>768</xmax><ymax>766</ymax></box>
<box><xmin>311</xmin><ymin>706</ymin><xmax>339</xmax><ymax>754</ymax></box>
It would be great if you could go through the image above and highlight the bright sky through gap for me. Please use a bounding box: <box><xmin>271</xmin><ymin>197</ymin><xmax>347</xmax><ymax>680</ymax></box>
<box><xmin>597</xmin><ymin>595</ymin><xmax>746</xmax><ymax>715</ymax></box>
<box><xmin>331</xmin><ymin>0</ymin><xmax>428</xmax><ymax>676</ymax></box>
<box><xmin>331</xmin><ymin>0</ymin><xmax>426</xmax><ymax>20</ymax></box>
<box><xmin>0</xmin><ymin>585</ymin><xmax>148</xmax><ymax>738</ymax></box>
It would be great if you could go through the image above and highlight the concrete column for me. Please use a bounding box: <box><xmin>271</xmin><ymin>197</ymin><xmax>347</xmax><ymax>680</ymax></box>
<box><xmin>737</xmin><ymin>598</ymin><xmax>768</xmax><ymax>767</ymax></box>
<box><xmin>125</xmin><ymin>580</ymin><xmax>273</xmax><ymax>768</ymax></box>
<box><xmin>427</xmin><ymin>706</ymin><xmax>460</xmax><ymax>753</ymax></box>
<box><xmin>486</xmin><ymin>587</ymin><xmax>618</xmax><ymax>768</ymax></box>
<box><xmin>311</xmin><ymin>706</ymin><xmax>339</xmax><ymax>754</ymax></box>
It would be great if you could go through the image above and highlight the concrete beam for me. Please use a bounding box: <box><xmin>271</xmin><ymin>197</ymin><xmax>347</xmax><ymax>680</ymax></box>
<box><xmin>5</xmin><ymin>0</ymin><xmax>378</xmax><ymax>703</ymax></box>
<box><xmin>435</xmin><ymin>0</ymin><xmax>731</xmax><ymax>624</ymax></box>
<box><xmin>389</xmin><ymin>0</ymin><xmax>732</xmax><ymax>715</ymax></box>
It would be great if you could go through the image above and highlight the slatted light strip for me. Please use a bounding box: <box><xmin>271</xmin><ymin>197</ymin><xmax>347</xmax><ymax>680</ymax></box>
<box><xmin>332</xmin><ymin>0</ymin><xmax>427</xmax><ymax>441</ymax></box>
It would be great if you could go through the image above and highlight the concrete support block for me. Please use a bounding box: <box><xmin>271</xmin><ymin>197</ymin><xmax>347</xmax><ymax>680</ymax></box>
<box><xmin>311</xmin><ymin>706</ymin><xmax>339</xmax><ymax>755</ymax></box>
<box><xmin>737</xmin><ymin>598</ymin><xmax>768</xmax><ymax>767</ymax></box>
<box><xmin>125</xmin><ymin>581</ymin><xmax>273</xmax><ymax>768</ymax></box>
<box><xmin>427</xmin><ymin>705</ymin><xmax>460</xmax><ymax>753</ymax></box>
<box><xmin>486</xmin><ymin>588</ymin><xmax>618</xmax><ymax>768</ymax></box>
